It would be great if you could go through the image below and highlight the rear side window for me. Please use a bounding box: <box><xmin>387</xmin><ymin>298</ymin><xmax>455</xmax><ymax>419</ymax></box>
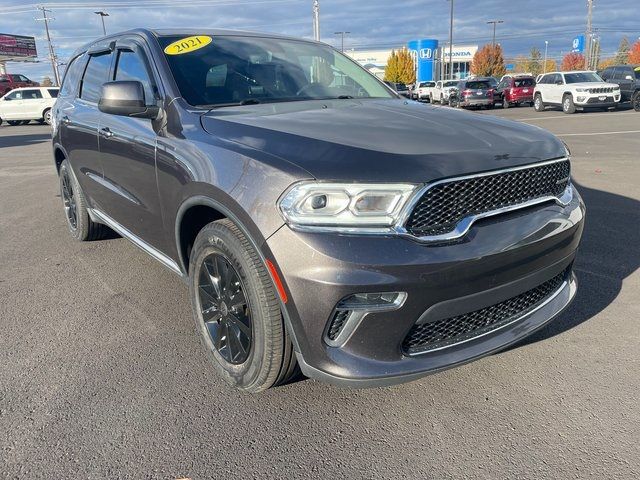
<box><xmin>48</xmin><ymin>88</ymin><xmax>59</xmax><ymax>98</ymax></box>
<box><xmin>80</xmin><ymin>52</ymin><xmax>112</xmax><ymax>103</ymax></box>
<box><xmin>60</xmin><ymin>54</ymin><xmax>85</xmax><ymax>97</ymax></box>
<box><xmin>114</xmin><ymin>49</ymin><xmax>155</xmax><ymax>105</ymax></box>
<box><xmin>21</xmin><ymin>89</ymin><xmax>43</xmax><ymax>99</ymax></box>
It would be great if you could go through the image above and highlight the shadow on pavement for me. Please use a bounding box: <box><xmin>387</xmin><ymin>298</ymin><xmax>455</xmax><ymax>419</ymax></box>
<box><xmin>509</xmin><ymin>180</ymin><xmax>639</xmax><ymax>349</ymax></box>
<box><xmin>0</xmin><ymin>133</ymin><xmax>52</xmax><ymax>148</ymax></box>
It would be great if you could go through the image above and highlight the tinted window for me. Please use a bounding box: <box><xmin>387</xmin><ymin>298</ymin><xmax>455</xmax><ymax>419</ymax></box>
<box><xmin>21</xmin><ymin>89</ymin><xmax>43</xmax><ymax>99</ymax></box>
<box><xmin>80</xmin><ymin>52</ymin><xmax>112</xmax><ymax>103</ymax></box>
<box><xmin>465</xmin><ymin>81</ymin><xmax>491</xmax><ymax>89</ymax></box>
<box><xmin>5</xmin><ymin>90</ymin><xmax>21</xmax><ymax>100</ymax></box>
<box><xmin>635</xmin><ymin>67</ymin><xmax>640</xmax><ymax>80</ymax></box>
<box><xmin>60</xmin><ymin>54</ymin><xmax>85</xmax><ymax>97</ymax></box>
<box><xmin>158</xmin><ymin>35</ymin><xmax>393</xmax><ymax>106</ymax></box>
<box><xmin>48</xmin><ymin>88</ymin><xmax>59</xmax><ymax>98</ymax></box>
<box><xmin>114</xmin><ymin>49</ymin><xmax>155</xmax><ymax>104</ymax></box>
<box><xmin>18</xmin><ymin>75</ymin><xmax>30</xmax><ymax>82</ymax></box>
<box><xmin>514</xmin><ymin>78</ymin><xmax>535</xmax><ymax>87</ymax></box>
<box><xmin>444</xmin><ymin>81</ymin><xmax>457</xmax><ymax>87</ymax></box>
<box><xmin>600</xmin><ymin>67</ymin><xmax>613</xmax><ymax>80</ymax></box>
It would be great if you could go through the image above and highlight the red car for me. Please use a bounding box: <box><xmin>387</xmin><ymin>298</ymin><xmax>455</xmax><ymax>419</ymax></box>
<box><xmin>495</xmin><ymin>75</ymin><xmax>536</xmax><ymax>108</ymax></box>
<box><xmin>0</xmin><ymin>74</ymin><xmax>39</xmax><ymax>96</ymax></box>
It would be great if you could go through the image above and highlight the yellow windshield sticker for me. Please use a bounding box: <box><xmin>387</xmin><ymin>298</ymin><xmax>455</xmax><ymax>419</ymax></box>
<box><xmin>164</xmin><ymin>35</ymin><xmax>212</xmax><ymax>55</ymax></box>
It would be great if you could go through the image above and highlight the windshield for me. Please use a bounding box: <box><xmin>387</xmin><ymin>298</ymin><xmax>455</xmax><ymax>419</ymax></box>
<box><xmin>444</xmin><ymin>81</ymin><xmax>457</xmax><ymax>87</ymax></box>
<box><xmin>465</xmin><ymin>81</ymin><xmax>491</xmax><ymax>89</ymax></box>
<box><xmin>514</xmin><ymin>78</ymin><xmax>535</xmax><ymax>87</ymax></box>
<box><xmin>564</xmin><ymin>72</ymin><xmax>603</xmax><ymax>84</ymax></box>
<box><xmin>158</xmin><ymin>34</ymin><xmax>395</xmax><ymax>107</ymax></box>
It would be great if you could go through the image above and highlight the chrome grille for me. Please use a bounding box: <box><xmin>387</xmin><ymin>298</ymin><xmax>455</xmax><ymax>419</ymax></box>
<box><xmin>403</xmin><ymin>269</ymin><xmax>568</xmax><ymax>355</ymax></box>
<box><xmin>405</xmin><ymin>159</ymin><xmax>570</xmax><ymax>238</ymax></box>
<box><xmin>588</xmin><ymin>87</ymin><xmax>614</xmax><ymax>94</ymax></box>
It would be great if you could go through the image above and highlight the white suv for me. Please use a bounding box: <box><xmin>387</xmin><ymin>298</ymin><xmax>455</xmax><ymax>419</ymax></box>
<box><xmin>533</xmin><ymin>71</ymin><xmax>620</xmax><ymax>114</ymax></box>
<box><xmin>413</xmin><ymin>81</ymin><xmax>436</xmax><ymax>101</ymax></box>
<box><xmin>0</xmin><ymin>86</ymin><xmax>59</xmax><ymax>126</ymax></box>
<box><xmin>431</xmin><ymin>80</ymin><xmax>459</xmax><ymax>104</ymax></box>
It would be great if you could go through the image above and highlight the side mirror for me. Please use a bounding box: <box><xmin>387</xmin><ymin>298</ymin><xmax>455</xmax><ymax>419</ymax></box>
<box><xmin>98</xmin><ymin>81</ymin><xmax>159</xmax><ymax>119</ymax></box>
<box><xmin>555</xmin><ymin>80</ymin><xmax>563</xmax><ymax>85</ymax></box>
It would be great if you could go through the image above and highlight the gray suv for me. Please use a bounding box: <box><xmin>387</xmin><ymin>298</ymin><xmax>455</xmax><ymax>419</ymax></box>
<box><xmin>52</xmin><ymin>29</ymin><xmax>585</xmax><ymax>392</ymax></box>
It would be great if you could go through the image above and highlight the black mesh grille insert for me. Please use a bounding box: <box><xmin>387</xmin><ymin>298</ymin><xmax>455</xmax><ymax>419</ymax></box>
<box><xmin>327</xmin><ymin>310</ymin><xmax>351</xmax><ymax>341</ymax></box>
<box><xmin>405</xmin><ymin>160</ymin><xmax>570</xmax><ymax>237</ymax></box>
<box><xmin>403</xmin><ymin>270</ymin><xmax>568</xmax><ymax>354</ymax></box>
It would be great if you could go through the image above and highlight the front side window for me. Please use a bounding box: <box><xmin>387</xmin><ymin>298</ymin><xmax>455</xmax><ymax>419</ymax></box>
<box><xmin>444</xmin><ymin>81</ymin><xmax>457</xmax><ymax>87</ymax></box>
<box><xmin>60</xmin><ymin>54</ymin><xmax>85</xmax><ymax>97</ymax></box>
<box><xmin>114</xmin><ymin>49</ymin><xmax>155</xmax><ymax>104</ymax></box>
<box><xmin>80</xmin><ymin>52</ymin><xmax>113</xmax><ymax>103</ymax></box>
<box><xmin>20</xmin><ymin>89</ymin><xmax>43</xmax><ymax>100</ymax></box>
<box><xmin>564</xmin><ymin>72</ymin><xmax>603</xmax><ymax>84</ymax></box>
<box><xmin>18</xmin><ymin>75</ymin><xmax>30</xmax><ymax>82</ymax></box>
<box><xmin>157</xmin><ymin>35</ymin><xmax>394</xmax><ymax>107</ymax></box>
<box><xmin>5</xmin><ymin>90</ymin><xmax>21</xmax><ymax>100</ymax></box>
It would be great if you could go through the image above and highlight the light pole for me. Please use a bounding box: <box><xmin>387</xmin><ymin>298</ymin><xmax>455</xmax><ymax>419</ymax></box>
<box><xmin>447</xmin><ymin>0</ymin><xmax>454</xmax><ymax>80</ymax></box>
<box><xmin>94</xmin><ymin>11</ymin><xmax>109</xmax><ymax>36</ymax></box>
<box><xmin>334</xmin><ymin>32</ymin><xmax>350</xmax><ymax>52</ymax></box>
<box><xmin>312</xmin><ymin>0</ymin><xmax>320</xmax><ymax>41</ymax></box>
<box><xmin>486</xmin><ymin>20</ymin><xmax>504</xmax><ymax>47</ymax></box>
<box><xmin>36</xmin><ymin>6</ymin><xmax>60</xmax><ymax>86</ymax></box>
<box><xmin>543</xmin><ymin>40</ymin><xmax>549</xmax><ymax>73</ymax></box>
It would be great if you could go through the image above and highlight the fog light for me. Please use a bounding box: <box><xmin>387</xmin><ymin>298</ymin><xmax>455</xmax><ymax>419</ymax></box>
<box><xmin>324</xmin><ymin>292</ymin><xmax>407</xmax><ymax>347</ymax></box>
<box><xmin>577</xmin><ymin>96</ymin><xmax>586</xmax><ymax>102</ymax></box>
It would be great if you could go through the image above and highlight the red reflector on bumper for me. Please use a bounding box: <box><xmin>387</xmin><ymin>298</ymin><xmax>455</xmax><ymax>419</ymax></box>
<box><xmin>266</xmin><ymin>259</ymin><xmax>288</xmax><ymax>303</ymax></box>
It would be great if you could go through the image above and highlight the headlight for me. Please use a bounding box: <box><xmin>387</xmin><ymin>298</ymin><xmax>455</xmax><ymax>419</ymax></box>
<box><xmin>279</xmin><ymin>182</ymin><xmax>417</xmax><ymax>230</ymax></box>
<box><xmin>575</xmin><ymin>88</ymin><xmax>587</xmax><ymax>93</ymax></box>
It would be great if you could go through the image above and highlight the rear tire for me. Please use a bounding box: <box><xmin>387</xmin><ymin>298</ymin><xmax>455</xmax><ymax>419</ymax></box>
<box><xmin>534</xmin><ymin>94</ymin><xmax>545</xmax><ymax>112</ymax></box>
<box><xmin>562</xmin><ymin>94</ymin><xmax>576</xmax><ymax>114</ymax></box>
<box><xmin>632</xmin><ymin>91</ymin><xmax>640</xmax><ymax>112</ymax></box>
<box><xmin>42</xmin><ymin>108</ymin><xmax>52</xmax><ymax>125</ymax></box>
<box><xmin>189</xmin><ymin>219</ymin><xmax>297</xmax><ymax>393</ymax></box>
<box><xmin>58</xmin><ymin>160</ymin><xmax>107</xmax><ymax>241</ymax></box>
<box><xmin>502</xmin><ymin>98</ymin><xmax>510</xmax><ymax>109</ymax></box>
<box><xmin>7</xmin><ymin>120</ymin><xmax>21</xmax><ymax>126</ymax></box>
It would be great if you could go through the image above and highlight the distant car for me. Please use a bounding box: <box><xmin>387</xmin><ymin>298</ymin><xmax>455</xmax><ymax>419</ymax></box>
<box><xmin>383</xmin><ymin>81</ymin><xmax>410</xmax><ymax>97</ymax></box>
<box><xmin>0</xmin><ymin>87</ymin><xmax>58</xmax><ymax>126</ymax></box>
<box><xmin>412</xmin><ymin>81</ymin><xmax>436</xmax><ymax>101</ymax></box>
<box><xmin>0</xmin><ymin>74</ymin><xmax>39</xmax><ymax>96</ymax></box>
<box><xmin>599</xmin><ymin>64</ymin><xmax>640</xmax><ymax>111</ymax></box>
<box><xmin>431</xmin><ymin>80</ymin><xmax>458</xmax><ymax>103</ymax></box>
<box><xmin>495</xmin><ymin>75</ymin><xmax>536</xmax><ymax>108</ymax></box>
<box><xmin>448</xmin><ymin>78</ymin><xmax>494</xmax><ymax>109</ymax></box>
<box><xmin>534</xmin><ymin>71</ymin><xmax>620</xmax><ymax>114</ymax></box>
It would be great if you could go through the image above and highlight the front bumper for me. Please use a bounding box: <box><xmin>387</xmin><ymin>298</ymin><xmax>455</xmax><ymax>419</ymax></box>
<box><xmin>266</xmin><ymin>187</ymin><xmax>585</xmax><ymax>387</ymax></box>
<box><xmin>575</xmin><ymin>94</ymin><xmax>621</xmax><ymax>107</ymax></box>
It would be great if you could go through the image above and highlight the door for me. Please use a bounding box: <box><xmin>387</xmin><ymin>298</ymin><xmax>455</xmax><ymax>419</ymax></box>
<box><xmin>0</xmin><ymin>89</ymin><xmax>24</xmax><ymax>119</ymax></box>
<box><xmin>614</xmin><ymin>67</ymin><xmax>634</xmax><ymax>101</ymax></box>
<box><xmin>97</xmin><ymin>40</ymin><xmax>168</xmax><ymax>252</ymax></box>
<box><xmin>19</xmin><ymin>89</ymin><xmax>44</xmax><ymax>117</ymax></box>
<box><xmin>548</xmin><ymin>74</ymin><xmax>564</xmax><ymax>104</ymax></box>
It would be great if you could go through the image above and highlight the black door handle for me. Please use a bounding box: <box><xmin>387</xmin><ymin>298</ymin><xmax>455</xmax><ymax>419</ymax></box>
<box><xmin>99</xmin><ymin>127</ymin><xmax>113</xmax><ymax>138</ymax></box>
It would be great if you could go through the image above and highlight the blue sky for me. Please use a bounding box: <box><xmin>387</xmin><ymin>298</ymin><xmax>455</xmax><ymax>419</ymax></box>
<box><xmin>1</xmin><ymin>0</ymin><xmax>638</xmax><ymax>82</ymax></box>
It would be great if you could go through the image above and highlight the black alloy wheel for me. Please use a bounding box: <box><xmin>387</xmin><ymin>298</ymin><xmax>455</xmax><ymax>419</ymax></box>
<box><xmin>60</xmin><ymin>168</ymin><xmax>77</xmax><ymax>230</ymax></box>
<box><xmin>198</xmin><ymin>253</ymin><xmax>252</xmax><ymax>365</ymax></box>
<box><xmin>632</xmin><ymin>91</ymin><xmax>640</xmax><ymax>112</ymax></box>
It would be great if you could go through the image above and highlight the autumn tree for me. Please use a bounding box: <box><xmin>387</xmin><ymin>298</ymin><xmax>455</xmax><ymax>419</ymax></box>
<box><xmin>542</xmin><ymin>59</ymin><xmax>557</xmax><ymax>73</ymax></box>
<box><xmin>628</xmin><ymin>40</ymin><xmax>640</xmax><ymax>64</ymax></box>
<box><xmin>41</xmin><ymin>76</ymin><xmax>53</xmax><ymax>87</ymax></box>
<box><xmin>384</xmin><ymin>48</ymin><xmax>415</xmax><ymax>84</ymax></box>
<box><xmin>561</xmin><ymin>52</ymin><xmax>585</xmax><ymax>71</ymax></box>
<box><xmin>471</xmin><ymin>43</ymin><xmax>506</xmax><ymax>78</ymax></box>
<box><xmin>512</xmin><ymin>55</ymin><xmax>528</xmax><ymax>73</ymax></box>
<box><xmin>598</xmin><ymin>57</ymin><xmax>617</xmax><ymax>69</ymax></box>
<box><xmin>526</xmin><ymin>47</ymin><xmax>542</xmax><ymax>75</ymax></box>
<box><xmin>615</xmin><ymin>37</ymin><xmax>630</xmax><ymax>64</ymax></box>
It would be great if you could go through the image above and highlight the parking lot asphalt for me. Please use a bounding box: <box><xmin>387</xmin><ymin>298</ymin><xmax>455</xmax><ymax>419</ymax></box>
<box><xmin>1</xmin><ymin>105</ymin><xmax>639</xmax><ymax>479</ymax></box>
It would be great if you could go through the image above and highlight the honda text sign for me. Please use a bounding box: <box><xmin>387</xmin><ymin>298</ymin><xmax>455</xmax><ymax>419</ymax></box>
<box><xmin>0</xmin><ymin>33</ymin><xmax>37</xmax><ymax>58</ymax></box>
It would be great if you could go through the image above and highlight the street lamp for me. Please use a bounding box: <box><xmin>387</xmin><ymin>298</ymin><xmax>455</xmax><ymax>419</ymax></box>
<box><xmin>543</xmin><ymin>40</ymin><xmax>549</xmax><ymax>74</ymax></box>
<box><xmin>334</xmin><ymin>31</ymin><xmax>350</xmax><ymax>52</ymax></box>
<box><xmin>486</xmin><ymin>20</ymin><xmax>504</xmax><ymax>47</ymax></box>
<box><xmin>447</xmin><ymin>0</ymin><xmax>454</xmax><ymax>80</ymax></box>
<box><xmin>94</xmin><ymin>11</ymin><xmax>109</xmax><ymax>36</ymax></box>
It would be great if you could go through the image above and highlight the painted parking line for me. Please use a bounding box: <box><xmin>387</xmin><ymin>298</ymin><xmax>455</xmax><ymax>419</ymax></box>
<box><xmin>556</xmin><ymin>130</ymin><xmax>640</xmax><ymax>137</ymax></box>
<box><xmin>514</xmin><ymin>111</ymin><xmax>637</xmax><ymax>121</ymax></box>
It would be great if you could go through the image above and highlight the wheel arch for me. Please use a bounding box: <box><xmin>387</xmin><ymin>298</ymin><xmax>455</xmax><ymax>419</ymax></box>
<box><xmin>53</xmin><ymin>143</ymin><xmax>69</xmax><ymax>173</ymax></box>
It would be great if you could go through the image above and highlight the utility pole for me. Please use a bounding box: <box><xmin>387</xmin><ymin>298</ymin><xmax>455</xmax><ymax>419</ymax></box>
<box><xmin>94</xmin><ymin>11</ymin><xmax>109</xmax><ymax>36</ymax></box>
<box><xmin>543</xmin><ymin>40</ymin><xmax>549</xmax><ymax>73</ymax></box>
<box><xmin>334</xmin><ymin>31</ymin><xmax>350</xmax><ymax>52</ymax></box>
<box><xmin>447</xmin><ymin>0</ymin><xmax>454</xmax><ymax>80</ymax></box>
<box><xmin>312</xmin><ymin>0</ymin><xmax>320</xmax><ymax>41</ymax></box>
<box><xmin>585</xmin><ymin>0</ymin><xmax>594</xmax><ymax>69</ymax></box>
<box><xmin>486</xmin><ymin>20</ymin><xmax>504</xmax><ymax>47</ymax></box>
<box><xmin>36</xmin><ymin>6</ymin><xmax>60</xmax><ymax>86</ymax></box>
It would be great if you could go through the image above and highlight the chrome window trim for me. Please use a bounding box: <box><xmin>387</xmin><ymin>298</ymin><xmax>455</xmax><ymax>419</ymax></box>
<box><xmin>405</xmin><ymin>272</ymin><xmax>574</xmax><ymax>356</ymax></box>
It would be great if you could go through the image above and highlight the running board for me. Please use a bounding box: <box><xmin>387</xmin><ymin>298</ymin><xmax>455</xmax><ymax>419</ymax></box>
<box><xmin>88</xmin><ymin>208</ymin><xmax>184</xmax><ymax>277</ymax></box>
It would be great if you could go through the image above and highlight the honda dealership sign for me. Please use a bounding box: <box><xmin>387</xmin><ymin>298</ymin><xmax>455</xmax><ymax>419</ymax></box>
<box><xmin>0</xmin><ymin>33</ymin><xmax>37</xmax><ymax>59</ymax></box>
<box><xmin>408</xmin><ymin>39</ymin><xmax>438</xmax><ymax>82</ymax></box>
<box><xmin>571</xmin><ymin>35</ymin><xmax>585</xmax><ymax>53</ymax></box>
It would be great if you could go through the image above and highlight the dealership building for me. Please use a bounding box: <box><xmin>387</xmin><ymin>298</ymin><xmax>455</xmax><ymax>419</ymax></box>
<box><xmin>346</xmin><ymin>39</ymin><xmax>478</xmax><ymax>82</ymax></box>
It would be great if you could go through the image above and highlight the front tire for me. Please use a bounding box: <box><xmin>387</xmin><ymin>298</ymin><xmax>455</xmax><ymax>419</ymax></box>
<box><xmin>632</xmin><ymin>91</ymin><xmax>640</xmax><ymax>112</ymax></box>
<box><xmin>562</xmin><ymin>94</ymin><xmax>576</xmax><ymax>114</ymax></box>
<box><xmin>42</xmin><ymin>108</ymin><xmax>52</xmax><ymax>125</ymax></box>
<box><xmin>59</xmin><ymin>160</ymin><xmax>107</xmax><ymax>241</ymax></box>
<box><xmin>189</xmin><ymin>219</ymin><xmax>297</xmax><ymax>393</ymax></box>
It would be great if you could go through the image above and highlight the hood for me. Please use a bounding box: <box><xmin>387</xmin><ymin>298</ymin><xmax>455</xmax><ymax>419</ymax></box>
<box><xmin>200</xmin><ymin>98</ymin><xmax>566</xmax><ymax>183</ymax></box>
<box><xmin>571</xmin><ymin>82</ymin><xmax>619</xmax><ymax>89</ymax></box>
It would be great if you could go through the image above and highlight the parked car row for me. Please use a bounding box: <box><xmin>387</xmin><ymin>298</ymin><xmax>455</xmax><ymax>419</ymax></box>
<box><xmin>411</xmin><ymin>67</ymin><xmax>638</xmax><ymax>114</ymax></box>
<box><xmin>0</xmin><ymin>73</ymin><xmax>39</xmax><ymax>96</ymax></box>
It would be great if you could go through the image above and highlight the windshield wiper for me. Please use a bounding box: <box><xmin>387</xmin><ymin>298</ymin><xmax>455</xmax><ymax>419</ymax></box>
<box><xmin>239</xmin><ymin>98</ymin><xmax>261</xmax><ymax>105</ymax></box>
